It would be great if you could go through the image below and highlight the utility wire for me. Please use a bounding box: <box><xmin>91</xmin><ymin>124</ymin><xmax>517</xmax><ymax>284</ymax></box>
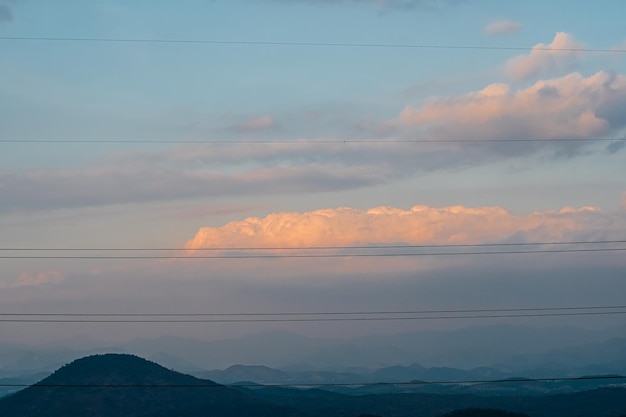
<box><xmin>1</xmin><ymin>138</ymin><xmax>624</xmax><ymax>144</ymax></box>
<box><xmin>2</xmin><ymin>240</ymin><xmax>624</xmax><ymax>252</ymax></box>
<box><xmin>1</xmin><ymin>305</ymin><xmax>625</xmax><ymax>317</ymax></box>
<box><xmin>1</xmin><ymin>311</ymin><xmax>626</xmax><ymax>323</ymax></box>
<box><xmin>1</xmin><ymin>375</ymin><xmax>625</xmax><ymax>389</ymax></box>
<box><xmin>1</xmin><ymin>36</ymin><xmax>624</xmax><ymax>53</ymax></box>
<box><xmin>2</xmin><ymin>247</ymin><xmax>625</xmax><ymax>259</ymax></box>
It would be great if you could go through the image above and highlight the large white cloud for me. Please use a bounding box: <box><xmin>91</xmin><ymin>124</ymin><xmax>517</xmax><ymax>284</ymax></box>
<box><xmin>505</xmin><ymin>32</ymin><xmax>584</xmax><ymax>82</ymax></box>
<box><xmin>185</xmin><ymin>204</ymin><xmax>602</xmax><ymax>249</ymax></box>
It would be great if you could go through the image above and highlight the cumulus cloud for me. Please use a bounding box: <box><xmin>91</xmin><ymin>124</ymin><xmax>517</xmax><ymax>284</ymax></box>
<box><xmin>398</xmin><ymin>71</ymin><xmax>626</xmax><ymax>150</ymax></box>
<box><xmin>483</xmin><ymin>20</ymin><xmax>522</xmax><ymax>36</ymax></box>
<box><xmin>505</xmin><ymin>32</ymin><xmax>584</xmax><ymax>82</ymax></box>
<box><xmin>185</xmin><ymin>204</ymin><xmax>601</xmax><ymax>249</ymax></box>
<box><xmin>230</xmin><ymin>115</ymin><xmax>279</xmax><ymax>132</ymax></box>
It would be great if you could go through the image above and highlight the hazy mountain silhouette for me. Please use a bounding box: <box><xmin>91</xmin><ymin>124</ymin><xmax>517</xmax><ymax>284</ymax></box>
<box><xmin>3</xmin><ymin>325</ymin><xmax>626</xmax><ymax>377</ymax></box>
<box><xmin>0</xmin><ymin>354</ymin><xmax>291</xmax><ymax>417</ymax></box>
<box><xmin>2</xmin><ymin>353</ymin><xmax>626</xmax><ymax>417</ymax></box>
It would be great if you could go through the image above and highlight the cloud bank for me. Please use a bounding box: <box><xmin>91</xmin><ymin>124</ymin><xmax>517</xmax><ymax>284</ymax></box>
<box><xmin>185</xmin><ymin>204</ymin><xmax>602</xmax><ymax>249</ymax></box>
<box><xmin>3</xmin><ymin>64</ymin><xmax>624</xmax><ymax>212</ymax></box>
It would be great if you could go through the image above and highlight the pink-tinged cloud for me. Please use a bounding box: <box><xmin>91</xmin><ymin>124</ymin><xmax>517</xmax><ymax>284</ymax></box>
<box><xmin>4</xmin><ymin>70</ymin><xmax>625</xmax><ymax>212</ymax></box>
<box><xmin>484</xmin><ymin>20</ymin><xmax>522</xmax><ymax>36</ymax></box>
<box><xmin>274</xmin><ymin>0</ymin><xmax>460</xmax><ymax>11</ymax></box>
<box><xmin>505</xmin><ymin>32</ymin><xmax>584</xmax><ymax>82</ymax></box>
<box><xmin>185</xmin><ymin>204</ymin><xmax>600</xmax><ymax>250</ymax></box>
<box><xmin>15</xmin><ymin>270</ymin><xmax>63</xmax><ymax>287</ymax></box>
<box><xmin>398</xmin><ymin>71</ymin><xmax>625</xmax><ymax>142</ymax></box>
<box><xmin>231</xmin><ymin>115</ymin><xmax>279</xmax><ymax>132</ymax></box>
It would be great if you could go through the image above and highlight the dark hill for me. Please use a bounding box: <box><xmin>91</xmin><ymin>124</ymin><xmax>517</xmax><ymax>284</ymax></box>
<box><xmin>440</xmin><ymin>409</ymin><xmax>530</xmax><ymax>417</ymax></box>
<box><xmin>0</xmin><ymin>354</ymin><xmax>292</xmax><ymax>417</ymax></box>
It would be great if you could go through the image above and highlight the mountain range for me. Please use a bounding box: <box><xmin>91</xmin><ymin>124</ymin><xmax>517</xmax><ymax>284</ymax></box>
<box><xmin>1</xmin><ymin>354</ymin><xmax>626</xmax><ymax>417</ymax></box>
<box><xmin>2</xmin><ymin>324</ymin><xmax>626</xmax><ymax>376</ymax></box>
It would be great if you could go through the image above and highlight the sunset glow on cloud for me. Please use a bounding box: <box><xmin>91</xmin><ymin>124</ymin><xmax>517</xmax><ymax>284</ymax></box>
<box><xmin>185</xmin><ymin>204</ymin><xmax>601</xmax><ymax>250</ymax></box>
<box><xmin>1</xmin><ymin>0</ymin><xmax>625</xmax><ymax>349</ymax></box>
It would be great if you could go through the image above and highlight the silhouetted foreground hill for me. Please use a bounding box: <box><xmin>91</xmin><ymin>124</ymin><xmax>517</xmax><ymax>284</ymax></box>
<box><xmin>0</xmin><ymin>354</ymin><xmax>291</xmax><ymax>417</ymax></box>
<box><xmin>1</xmin><ymin>354</ymin><xmax>625</xmax><ymax>417</ymax></box>
<box><xmin>441</xmin><ymin>409</ymin><xmax>529</xmax><ymax>417</ymax></box>
<box><xmin>245</xmin><ymin>385</ymin><xmax>626</xmax><ymax>417</ymax></box>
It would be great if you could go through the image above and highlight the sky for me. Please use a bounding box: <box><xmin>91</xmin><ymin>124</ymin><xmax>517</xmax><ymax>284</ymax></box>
<box><xmin>0</xmin><ymin>0</ymin><xmax>625</xmax><ymax>346</ymax></box>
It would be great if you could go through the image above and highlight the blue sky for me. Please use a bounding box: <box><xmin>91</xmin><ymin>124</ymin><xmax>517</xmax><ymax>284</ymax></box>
<box><xmin>0</xmin><ymin>0</ymin><xmax>625</xmax><ymax>344</ymax></box>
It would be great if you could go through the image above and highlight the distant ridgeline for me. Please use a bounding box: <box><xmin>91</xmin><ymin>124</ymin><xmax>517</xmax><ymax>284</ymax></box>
<box><xmin>0</xmin><ymin>354</ymin><xmax>625</xmax><ymax>417</ymax></box>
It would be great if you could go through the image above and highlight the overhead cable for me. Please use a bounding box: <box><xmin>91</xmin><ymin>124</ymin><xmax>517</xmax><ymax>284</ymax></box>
<box><xmin>1</xmin><ymin>36</ymin><xmax>624</xmax><ymax>53</ymax></box>
<box><xmin>2</xmin><ymin>239</ymin><xmax>624</xmax><ymax>252</ymax></box>
<box><xmin>1</xmin><ymin>375</ymin><xmax>625</xmax><ymax>389</ymax></box>
<box><xmin>1</xmin><ymin>310</ymin><xmax>626</xmax><ymax>323</ymax></box>
<box><xmin>1</xmin><ymin>304</ymin><xmax>625</xmax><ymax>317</ymax></box>
<box><xmin>1</xmin><ymin>247</ymin><xmax>625</xmax><ymax>259</ymax></box>
<box><xmin>1</xmin><ymin>138</ymin><xmax>624</xmax><ymax>144</ymax></box>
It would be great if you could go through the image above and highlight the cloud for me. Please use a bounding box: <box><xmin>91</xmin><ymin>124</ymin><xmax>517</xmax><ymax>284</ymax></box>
<box><xmin>397</xmin><ymin>71</ymin><xmax>626</xmax><ymax>151</ymax></box>
<box><xmin>611</xmin><ymin>40</ymin><xmax>626</xmax><ymax>51</ymax></box>
<box><xmin>230</xmin><ymin>115</ymin><xmax>279</xmax><ymax>132</ymax></box>
<box><xmin>483</xmin><ymin>20</ymin><xmax>522</xmax><ymax>36</ymax></box>
<box><xmin>2</xmin><ymin>270</ymin><xmax>64</xmax><ymax>288</ymax></box>
<box><xmin>622</xmin><ymin>192</ymin><xmax>626</xmax><ymax>210</ymax></box>
<box><xmin>270</xmin><ymin>0</ymin><xmax>463</xmax><ymax>11</ymax></box>
<box><xmin>3</xmin><ymin>69</ymin><xmax>625</xmax><ymax>212</ymax></box>
<box><xmin>0</xmin><ymin>162</ymin><xmax>386</xmax><ymax>211</ymax></box>
<box><xmin>505</xmin><ymin>32</ymin><xmax>584</xmax><ymax>82</ymax></box>
<box><xmin>185</xmin><ymin>204</ymin><xmax>601</xmax><ymax>250</ymax></box>
<box><xmin>0</xmin><ymin>4</ymin><xmax>12</xmax><ymax>23</ymax></box>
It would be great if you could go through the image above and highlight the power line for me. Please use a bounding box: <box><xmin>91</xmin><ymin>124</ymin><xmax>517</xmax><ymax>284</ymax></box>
<box><xmin>1</xmin><ymin>247</ymin><xmax>625</xmax><ymax>259</ymax></box>
<box><xmin>1</xmin><ymin>375</ymin><xmax>625</xmax><ymax>389</ymax></box>
<box><xmin>1</xmin><ymin>138</ymin><xmax>623</xmax><ymax>144</ymax></box>
<box><xmin>1</xmin><ymin>304</ymin><xmax>625</xmax><ymax>317</ymax></box>
<box><xmin>1</xmin><ymin>36</ymin><xmax>624</xmax><ymax>53</ymax></box>
<box><xmin>1</xmin><ymin>311</ymin><xmax>626</xmax><ymax>323</ymax></box>
<box><xmin>2</xmin><ymin>240</ymin><xmax>624</xmax><ymax>252</ymax></box>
